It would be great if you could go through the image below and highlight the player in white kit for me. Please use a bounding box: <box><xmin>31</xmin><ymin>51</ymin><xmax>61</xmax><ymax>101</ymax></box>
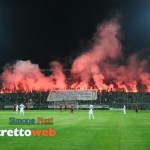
<box><xmin>89</xmin><ymin>105</ymin><xmax>94</xmax><ymax>119</ymax></box>
<box><xmin>20</xmin><ymin>103</ymin><xmax>25</xmax><ymax>115</ymax></box>
<box><xmin>123</xmin><ymin>105</ymin><xmax>126</xmax><ymax>114</ymax></box>
<box><xmin>16</xmin><ymin>104</ymin><xmax>18</xmax><ymax>114</ymax></box>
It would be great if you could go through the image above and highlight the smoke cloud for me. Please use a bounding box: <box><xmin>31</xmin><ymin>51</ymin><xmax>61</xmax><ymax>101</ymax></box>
<box><xmin>1</xmin><ymin>17</ymin><xmax>150</xmax><ymax>92</ymax></box>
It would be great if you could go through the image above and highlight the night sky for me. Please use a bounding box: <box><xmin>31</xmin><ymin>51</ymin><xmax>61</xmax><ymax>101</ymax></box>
<box><xmin>0</xmin><ymin>0</ymin><xmax>150</xmax><ymax>72</ymax></box>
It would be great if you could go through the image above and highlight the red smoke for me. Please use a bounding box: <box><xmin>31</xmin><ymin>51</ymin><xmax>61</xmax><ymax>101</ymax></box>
<box><xmin>0</xmin><ymin>60</ymin><xmax>66</xmax><ymax>92</ymax></box>
<box><xmin>1</xmin><ymin>18</ymin><xmax>150</xmax><ymax>93</ymax></box>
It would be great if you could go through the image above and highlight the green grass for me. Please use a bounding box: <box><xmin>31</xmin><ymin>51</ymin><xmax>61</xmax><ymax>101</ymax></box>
<box><xmin>0</xmin><ymin>110</ymin><xmax>150</xmax><ymax>150</ymax></box>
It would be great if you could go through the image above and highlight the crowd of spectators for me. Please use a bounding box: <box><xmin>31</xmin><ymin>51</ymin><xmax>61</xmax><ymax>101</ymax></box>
<box><xmin>0</xmin><ymin>91</ymin><xmax>49</xmax><ymax>106</ymax></box>
<box><xmin>0</xmin><ymin>90</ymin><xmax>150</xmax><ymax>109</ymax></box>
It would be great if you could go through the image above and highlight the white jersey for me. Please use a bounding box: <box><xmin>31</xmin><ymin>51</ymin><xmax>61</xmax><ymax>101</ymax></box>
<box><xmin>89</xmin><ymin>109</ymin><xmax>93</xmax><ymax>115</ymax></box>
<box><xmin>123</xmin><ymin>105</ymin><xmax>126</xmax><ymax>114</ymax></box>
<box><xmin>20</xmin><ymin>104</ymin><xmax>25</xmax><ymax>111</ymax></box>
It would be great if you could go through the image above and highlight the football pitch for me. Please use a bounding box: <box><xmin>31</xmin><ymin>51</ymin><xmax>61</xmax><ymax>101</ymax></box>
<box><xmin>0</xmin><ymin>110</ymin><xmax>150</xmax><ymax>150</ymax></box>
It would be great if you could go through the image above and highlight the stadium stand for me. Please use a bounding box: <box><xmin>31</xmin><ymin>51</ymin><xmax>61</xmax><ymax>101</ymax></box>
<box><xmin>0</xmin><ymin>90</ymin><xmax>150</xmax><ymax>110</ymax></box>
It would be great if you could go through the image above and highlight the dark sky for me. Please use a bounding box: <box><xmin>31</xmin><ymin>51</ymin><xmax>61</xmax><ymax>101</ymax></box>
<box><xmin>0</xmin><ymin>0</ymin><xmax>150</xmax><ymax>72</ymax></box>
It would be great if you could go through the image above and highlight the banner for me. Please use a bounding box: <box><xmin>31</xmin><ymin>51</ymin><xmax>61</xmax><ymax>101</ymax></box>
<box><xmin>47</xmin><ymin>90</ymin><xmax>97</xmax><ymax>101</ymax></box>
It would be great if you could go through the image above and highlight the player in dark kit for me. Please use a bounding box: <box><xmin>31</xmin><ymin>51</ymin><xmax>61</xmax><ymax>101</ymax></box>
<box><xmin>25</xmin><ymin>104</ymin><xmax>28</xmax><ymax>111</ymax></box>
<box><xmin>65</xmin><ymin>104</ymin><xmax>68</xmax><ymax>111</ymax></box>
<box><xmin>70</xmin><ymin>104</ymin><xmax>74</xmax><ymax>113</ymax></box>
<box><xmin>135</xmin><ymin>104</ymin><xmax>138</xmax><ymax>113</ymax></box>
<box><xmin>59</xmin><ymin>104</ymin><xmax>62</xmax><ymax>112</ymax></box>
<box><xmin>13</xmin><ymin>104</ymin><xmax>16</xmax><ymax>112</ymax></box>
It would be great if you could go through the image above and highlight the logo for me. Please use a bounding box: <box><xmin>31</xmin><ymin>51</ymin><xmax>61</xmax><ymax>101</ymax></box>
<box><xmin>0</xmin><ymin>128</ymin><xmax>56</xmax><ymax>137</ymax></box>
<box><xmin>0</xmin><ymin>117</ymin><xmax>56</xmax><ymax>137</ymax></box>
<box><xmin>9</xmin><ymin>117</ymin><xmax>53</xmax><ymax>125</ymax></box>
